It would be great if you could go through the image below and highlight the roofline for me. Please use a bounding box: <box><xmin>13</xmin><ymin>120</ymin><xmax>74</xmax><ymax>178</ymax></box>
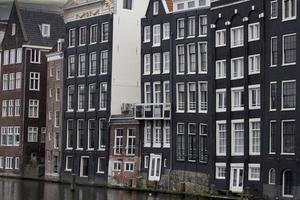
<box><xmin>22</xmin><ymin>44</ymin><xmax>52</xmax><ymax>50</ymax></box>
<box><xmin>14</xmin><ymin>2</ymin><xmax>29</xmax><ymax>42</ymax></box>
<box><xmin>63</xmin><ymin>0</ymin><xmax>105</xmax><ymax>11</ymax></box>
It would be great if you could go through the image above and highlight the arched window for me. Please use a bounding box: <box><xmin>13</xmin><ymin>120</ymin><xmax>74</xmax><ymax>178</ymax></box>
<box><xmin>269</xmin><ymin>168</ymin><xmax>275</xmax><ymax>184</ymax></box>
<box><xmin>282</xmin><ymin>169</ymin><xmax>293</xmax><ymax>197</ymax></box>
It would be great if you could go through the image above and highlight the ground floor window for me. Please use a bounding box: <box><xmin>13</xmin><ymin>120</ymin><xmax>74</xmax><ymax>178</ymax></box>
<box><xmin>80</xmin><ymin>157</ymin><xmax>89</xmax><ymax>177</ymax></box>
<box><xmin>148</xmin><ymin>154</ymin><xmax>161</xmax><ymax>181</ymax></box>
<box><xmin>269</xmin><ymin>168</ymin><xmax>275</xmax><ymax>184</ymax></box>
<box><xmin>282</xmin><ymin>169</ymin><xmax>293</xmax><ymax>197</ymax></box>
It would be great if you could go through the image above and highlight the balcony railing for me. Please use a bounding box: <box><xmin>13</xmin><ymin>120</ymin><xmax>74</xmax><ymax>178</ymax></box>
<box><xmin>135</xmin><ymin>103</ymin><xmax>171</xmax><ymax>120</ymax></box>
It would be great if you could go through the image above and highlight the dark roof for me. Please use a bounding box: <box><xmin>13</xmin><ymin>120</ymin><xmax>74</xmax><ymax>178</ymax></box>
<box><xmin>18</xmin><ymin>7</ymin><xmax>65</xmax><ymax>47</ymax></box>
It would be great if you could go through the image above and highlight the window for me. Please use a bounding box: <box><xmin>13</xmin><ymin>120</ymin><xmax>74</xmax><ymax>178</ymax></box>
<box><xmin>2</xmin><ymin>100</ymin><xmax>7</xmax><ymax>117</ymax></box>
<box><xmin>163</xmin><ymin>81</ymin><xmax>170</xmax><ymax>104</ymax></box>
<box><xmin>0</xmin><ymin>157</ymin><xmax>4</xmax><ymax>168</ymax></box>
<box><xmin>176</xmin><ymin>123</ymin><xmax>185</xmax><ymax>161</ymax></box>
<box><xmin>29</xmin><ymin>72</ymin><xmax>40</xmax><ymax>91</ymax></box>
<box><xmin>177</xmin><ymin>18</ymin><xmax>185</xmax><ymax>39</ymax></box>
<box><xmin>281</xmin><ymin>120</ymin><xmax>295</xmax><ymax>154</ymax></box>
<box><xmin>16</xmin><ymin>48</ymin><xmax>22</xmax><ymax>63</ymax></box>
<box><xmin>216</xmin><ymin>60</ymin><xmax>226</xmax><ymax>79</ymax></box>
<box><xmin>198</xmin><ymin>42</ymin><xmax>207</xmax><ymax>73</ymax></box>
<box><xmin>90</xmin><ymin>24</ymin><xmax>97</xmax><ymax>44</ymax></box>
<box><xmin>124</xmin><ymin>162</ymin><xmax>134</xmax><ymax>172</ymax></box>
<box><xmin>78</xmin><ymin>54</ymin><xmax>86</xmax><ymax>77</ymax></box>
<box><xmin>271</xmin><ymin>37</ymin><xmax>278</xmax><ymax>66</ymax></box>
<box><xmin>163</xmin><ymin>52</ymin><xmax>170</xmax><ymax>73</ymax></box>
<box><xmin>231</xmin><ymin>26</ymin><xmax>244</xmax><ymax>47</ymax></box>
<box><xmin>101</xmin><ymin>22</ymin><xmax>109</xmax><ymax>42</ymax></box>
<box><xmin>282</xmin><ymin>34</ymin><xmax>296</xmax><ymax>65</ymax></box>
<box><xmin>77</xmin><ymin>85</ymin><xmax>85</xmax><ymax>111</ymax></box>
<box><xmin>10</xmin><ymin>49</ymin><xmax>15</xmax><ymax>64</ymax></box>
<box><xmin>270</xmin><ymin>82</ymin><xmax>277</xmax><ymax>111</ymax></box>
<box><xmin>188</xmin><ymin>123</ymin><xmax>196</xmax><ymax>161</ymax></box>
<box><xmin>231</xmin><ymin>87</ymin><xmax>244</xmax><ymax>111</ymax></box>
<box><xmin>11</xmin><ymin>23</ymin><xmax>16</xmax><ymax>36</ymax></box>
<box><xmin>282</xmin><ymin>0</ymin><xmax>296</xmax><ymax>20</ymax></box>
<box><xmin>88</xmin><ymin>83</ymin><xmax>96</xmax><ymax>111</ymax></box>
<box><xmin>144</xmin><ymin>83</ymin><xmax>151</xmax><ymax>104</ymax></box>
<box><xmin>88</xmin><ymin>120</ymin><xmax>95</xmax><ymax>149</ymax></box>
<box><xmin>143</xmin><ymin>26</ymin><xmax>151</xmax><ymax>43</ymax></box>
<box><xmin>68</xmin><ymin>55</ymin><xmax>75</xmax><ymax>78</ymax></box>
<box><xmin>126</xmin><ymin>129</ymin><xmax>136</xmax><ymax>155</ymax></box>
<box><xmin>177</xmin><ymin>3</ymin><xmax>184</xmax><ymax>10</ymax></box>
<box><xmin>123</xmin><ymin>0</ymin><xmax>132</xmax><ymax>9</ymax></box>
<box><xmin>199</xmin><ymin>82</ymin><xmax>208</xmax><ymax>112</ymax></box>
<box><xmin>282</xmin><ymin>80</ymin><xmax>296</xmax><ymax>110</ymax></box>
<box><xmin>153</xmin><ymin>1</ymin><xmax>159</xmax><ymax>15</ymax></box>
<box><xmin>199</xmin><ymin>15</ymin><xmax>207</xmax><ymax>36</ymax></box>
<box><xmin>176</xmin><ymin>45</ymin><xmax>185</xmax><ymax>74</ymax></box>
<box><xmin>231</xmin><ymin>120</ymin><xmax>244</xmax><ymax>156</ymax></box>
<box><xmin>28</xmin><ymin>99</ymin><xmax>39</xmax><ymax>118</ymax></box>
<box><xmin>0</xmin><ymin>126</ymin><xmax>20</xmax><ymax>146</ymax></box>
<box><xmin>231</xmin><ymin>57</ymin><xmax>244</xmax><ymax>80</ymax></box>
<box><xmin>215</xmin><ymin>163</ymin><xmax>226</xmax><ymax>179</ymax></box>
<box><xmin>2</xmin><ymin>74</ymin><xmax>8</xmax><ymax>91</ymax></box>
<box><xmin>8</xmin><ymin>100</ymin><xmax>13</xmax><ymax>117</ymax></box>
<box><xmin>248</xmin><ymin>23</ymin><xmax>260</xmax><ymax>41</ymax></box>
<box><xmin>188</xmin><ymin>44</ymin><xmax>196</xmax><ymax>73</ymax></box>
<box><xmin>54</xmin><ymin>111</ymin><xmax>60</xmax><ymax>127</ymax></box>
<box><xmin>163</xmin><ymin>121</ymin><xmax>170</xmax><ymax>148</ymax></box>
<box><xmin>216</xmin><ymin>29</ymin><xmax>226</xmax><ymax>47</ymax></box>
<box><xmin>100</xmin><ymin>83</ymin><xmax>107</xmax><ymax>110</ymax></box>
<box><xmin>153</xmin><ymin>53</ymin><xmax>161</xmax><ymax>74</ymax></box>
<box><xmin>249</xmin><ymin>85</ymin><xmax>261</xmax><ymax>109</ymax></box>
<box><xmin>41</xmin><ymin>24</ymin><xmax>50</xmax><ymax>37</ymax></box>
<box><xmin>114</xmin><ymin>129</ymin><xmax>123</xmax><ymax>155</ymax></box>
<box><xmin>248</xmin><ymin>164</ymin><xmax>260</xmax><ymax>181</ymax></box>
<box><xmin>176</xmin><ymin>83</ymin><xmax>185</xmax><ymax>112</ymax></box>
<box><xmin>9</xmin><ymin>73</ymin><xmax>15</xmax><ymax>90</ymax></box>
<box><xmin>270</xmin><ymin>1</ymin><xmax>278</xmax><ymax>19</ymax></box>
<box><xmin>28</xmin><ymin>127</ymin><xmax>38</xmax><ymax>142</ymax></box>
<box><xmin>5</xmin><ymin>157</ymin><xmax>13</xmax><ymax>169</ymax></box>
<box><xmin>97</xmin><ymin>157</ymin><xmax>105</xmax><ymax>174</ymax></box>
<box><xmin>54</xmin><ymin>132</ymin><xmax>59</xmax><ymax>149</ymax></box>
<box><xmin>199</xmin><ymin>123</ymin><xmax>208</xmax><ymax>162</ymax></box>
<box><xmin>65</xmin><ymin>156</ymin><xmax>72</xmax><ymax>171</ymax></box>
<box><xmin>153</xmin><ymin>25</ymin><xmax>161</xmax><ymax>46</ymax></box>
<box><xmin>153</xmin><ymin>121</ymin><xmax>162</xmax><ymax>148</ymax></box>
<box><xmin>3</xmin><ymin>50</ymin><xmax>9</xmax><ymax>65</ymax></box>
<box><xmin>69</xmin><ymin>28</ymin><xmax>75</xmax><ymax>47</ymax></box>
<box><xmin>163</xmin><ymin>23</ymin><xmax>170</xmax><ymax>40</ymax></box>
<box><xmin>79</xmin><ymin>27</ymin><xmax>86</xmax><ymax>45</ymax></box>
<box><xmin>66</xmin><ymin>120</ymin><xmax>73</xmax><ymax>149</ymax></box>
<box><xmin>15</xmin><ymin>99</ymin><xmax>21</xmax><ymax>116</ymax></box>
<box><xmin>269</xmin><ymin>120</ymin><xmax>276</xmax><ymax>154</ymax></box>
<box><xmin>249</xmin><ymin>119</ymin><xmax>261</xmax><ymax>155</ymax></box>
<box><xmin>89</xmin><ymin>52</ymin><xmax>97</xmax><ymax>75</ymax></box>
<box><xmin>148</xmin><ymin>154</ymin><xmax>161</xmax><ymax>181</ymax></box>
<box><xmin>216</xmin><ymin>121</ymin><xmax>226</xmax><ymax>156</ymax></box>
<box><xmin>80</xmin><ymin>157</ymin><xmax>89</xmax><ymax>177</ymax></box>
<box><xmin>248</xmin><ymin>54</ymin><xmax>260</xmax><ymax>74</ymax></box>
<box><xmin>144</xmin><ymin>121</ymin><xmax>151</xmax><ymax>147</ymax></box>
<box><xmin>216</xmin><ymin>89</ymin><xmax>226</xmax><ymax>112</ymax></box>
<box><xmin>77</xmin><ymin>120</ymin><xmax>84</xmax><ymax>149</ymax></box>
<box><xmin>16</xmin><ymin>72</ymin><xmax>21</xmax><ymax>89</ymax></box>
<box><xmin>269</xmin><ymin>168</ymin><xmax>276</xmax><ymax>184</ymax></box>
<box><xmin>144</xmin><ymin>155</ymin><xmax>149</xmax><ymax>168</ymax></box>
<box><xmin>113</xmin><ymin>161</ymin><xmax>121</xmax><ymax>171</ymax></box>
<box><xmin>100</xmin><ymin>50</ymin><xmax>108</xmax><ymax>74</ymax></box>
<box><xmin>30</xmin><ymin>49</ymin><xmax>40</xmax><ymax>63</ymax></box>
<box><xmin>99</xmin><ymin>119</ymin><xmax>106</xmax><ymax>150</ymax></box>
<box><xmin>153</xmin><ymin>82</ymin><xmax>161</xmax><ymax>104</ymax></box>
<box><xmin>188</xmin><ymin>1</ymin><xmax>195</xmax><ymax>7</ymax></box>
<box><xmin>67</xmin><ymin>85</ymin><xmax>74</xmax><ymax>111</ymax></box>
<box><xmin>143</xmin><ymin>54</ymin><xmax>151</xmax><ymax>75</ymax></box>
<box><xmin>188</xmin><ymin>16</ymin><xmax>195</xmax><ymax>37</ymax></box>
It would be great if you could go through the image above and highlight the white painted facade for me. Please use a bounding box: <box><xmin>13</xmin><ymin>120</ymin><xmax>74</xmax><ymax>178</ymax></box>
<box><xmin>110</xmin><ymin>0</ymin><xmax>149</xmax><ymax>115</ymax></box>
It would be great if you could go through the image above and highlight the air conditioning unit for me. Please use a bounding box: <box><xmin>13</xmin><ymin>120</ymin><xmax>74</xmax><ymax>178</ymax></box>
<box><xmin>121</xmin><ymin>103</ymin><xmax>133</xmax><ymax>114</ymax></box>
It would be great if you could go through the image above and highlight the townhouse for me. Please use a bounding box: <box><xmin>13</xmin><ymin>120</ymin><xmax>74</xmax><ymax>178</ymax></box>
<box><xmin>0</xmin><ymin>3</ymin><xmax>64</xmax><ymax>177</ymax></box>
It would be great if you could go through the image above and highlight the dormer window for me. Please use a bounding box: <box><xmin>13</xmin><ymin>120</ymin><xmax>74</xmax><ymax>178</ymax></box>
<box><xmin>42</xmin><ymin>24</ymin><xmax>50</xmax><ymax>37</ymax></box>
<box><xmin>11</xmin><ymin>23</ymin><xmax>16</xmax><ymax>36</ymax></box>
<box><xmin>153</xmin><ymin>1</ymin><xmax>159</xmax><ymax>15</ymax></box>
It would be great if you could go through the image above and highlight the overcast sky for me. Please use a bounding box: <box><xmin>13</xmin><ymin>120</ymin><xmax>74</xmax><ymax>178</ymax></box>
<box><xmin>0</xmin><ymin>0</ymin><xmax>68</xmax><ymax>19</ymax></box>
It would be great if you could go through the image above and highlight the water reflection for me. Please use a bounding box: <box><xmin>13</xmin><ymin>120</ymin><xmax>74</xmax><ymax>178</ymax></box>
<box><xmin>0</xmin><ymin>178</ymin><xmax>208</xmax><ymax>200</ymax></box>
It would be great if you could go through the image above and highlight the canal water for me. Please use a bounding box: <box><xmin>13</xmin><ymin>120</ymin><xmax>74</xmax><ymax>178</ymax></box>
<box><xmin>0</xmin><ymin>177</ymin><xmax>210</xmax><ymax>200</ymax></box>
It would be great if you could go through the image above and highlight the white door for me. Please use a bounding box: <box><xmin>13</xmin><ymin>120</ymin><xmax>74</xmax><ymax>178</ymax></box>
<box><xmin>230</xmin><ymin>166</ymin><xmax>244</xmax><ymax>193</ymax></box>
<box><xmin>148</xmin><ymin>154</ymin><xmax>162</xmax><ymax>181</ymax></box>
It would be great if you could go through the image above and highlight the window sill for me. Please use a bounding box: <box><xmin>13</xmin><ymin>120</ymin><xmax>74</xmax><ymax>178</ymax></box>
<box><xmin>216</xmin><ymin>109</ymin><xmax>226</xmax><ymax>113</ymax></box>
<box><xmin>230</xmin><ymin>45</ymin><xmax>244</xmax><ymax>48</ymax></box>
<box><xmin>249</xmin><ymin>107</ymin><xmax>261</xmax><ymax>110</ymax></box>
<box><xmin>216</xmin><ymin>44</ymin><xmax>226</xmax><ymax>48</ymax></box>
<box><xmin>231</xmin><ymin>108</ymin><xmax>244</xmax><ymax>112</ymax></box>
<box><xmin>198</xmin><ymin>35</ymin><xmax>207</xmax><ymax>38</ymax></box>
<box><xmin>98</xmin><ymin>148</ymin><xmax>106</xmax><ymax>151</ymax></box>
<box><xmin>248</xmin><ymin>38</ymin><xmax>260</xmax><ymax>42</ymax></box>
<box><xmin>162</xmin><ymin>38</ymin><xmax>170</xmax><ymax>41</ymax></box>
<box><xmin>280</xmin><ymin>153</ymin><xmax>295</xmax><ymax>156</ymax></box>
<box><xmin>143</xmin><ymin>40</ymin><xmax>150</xmax><ymax>43</ymax></box>
<box><xmin>282</xmin><ymin>17</ymin><xmax>297</xmax><ymax>22</ymax></box>
<box><xmin>97</xmin><ymin>171</ymin><xmax>105</xmax><ymax>174</ymax></box>
<box><xmin>281</xmin><ymin>108</ymin><xmax>296</xmax><ymax>111</ymax></box>
<box><xmin>152</xmin><ymin>44</ymin><xmax>161</xmax><ymax>48</ymax></box>
<box><xmin>282</xmin><ymin>62</ymin><xmax>296</xmax><ymax>67</ymax></box>
<box><xmin>248</xmin><ymin>72</ymin><xmax>260</xmax><ymax>75</ymax></box>
<box><xmin>186</xmin><ymin>35</ymin><xmax>196</xmax><ymax>39</ymax></box>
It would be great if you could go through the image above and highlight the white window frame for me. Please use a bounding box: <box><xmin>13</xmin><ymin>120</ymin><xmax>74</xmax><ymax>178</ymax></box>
<box><xmin>270</xmin><ymin>0</ymin><xmax>278</xmax><ymax>19</ymax></box>
<box><xmin>281</xmin><ymin>119</ymin><xmax>296</xmax><ymax>155</ymax></box>
<box><xmin>216</xmin><ymin>88</ymin><xmax>226</xmax><ymax>112</ymax></box>
<box><xmin>281</xmin><ymin>80</ymin><xmax>296</xmax><ymax>111</ymax></box>
<box><xmin>198</xmin><ymin>81</ymin><xmax>208</xmax><ymax>113</ymax></box>
<box><xmin>231</xmin><ymin>119</ymin><xmax>244</xmax><ymax>156</ymax></box>
<box><xmin>249</xmin><ymin>118</ymin><xmax>261</xmax><ymax>156</ymax></box>
<box><xmin>144</xmin><ymin>26</ymin><xmax>150</xmax><ymax>43</ymax></box>
<box><xmin>29</xmin><ymin>72</ymin><xmax>40</xmax><ymax>91</ymax></box>
<box><xmin>248</xmin><ymin>84</ymin><xmax>261</xmax><ymax>110</ymax></box>
<box><xmin>248</xmin><ymin>54</ymin><xmax>260</xmax><ymax>75</ymax></box>
<box><xmin>269</xmin><ymin>120</ymin><xmax>276</xmax><ymax>154</ymax></box>
<box><xmin>148</xmin><ymin>154</ymin><xmax>161</xmax><ymax>181</ymax></box>
<box><xmin>152</xmin><ymin>53</ymin><xmax>161</xmax><ymax>74</ymax></box>
<box><xmin>282</xmin><ymin>0</ymin><xmax>297</xmax><ymax>21</ymax></box>
<box><xmin>124</xmin><ymin>162</ymin><xmax>134</xmax><ymax>172</ymax></box>
<box><xmin>215</xmin><ymin>163</ymin><xmax>226</xmax><ymax>180</ymax></box>
<box><xmin>216</xmin><ymin>120</ymin><xmax>227</xmax><ymax>156</ymax></box>
<box><xmin>230</xmin><ymin>26</ymin><xmax>244</xmax><ymax>48</ymax></box>
<box><xmin>248</xmin><ymin>163</ymin><xmax>260</xmax><ymax>181</ymax></box>
<box><xmin>144</xmin><ymin>54</ymin><xmax>151</xmax><ymax>75</ymax></box>
<box><xmin>163</xmin><ymin>52</ymin><xmax>170</xmax><ymax>73</ymax></box>
<box><xmin>231</xmin><ymin>57</ymin><xmax>244</xmax><ymax>80</ymax></box>
<box><xmin>248</xmin><ymin>23</ymin><xmax>260</xmax><ymax>42</ymax></box>
<box><xmin>163</xmin><ymin>23</ymin><xmax>170</xmax><ymax>40</ymax></box>
<box><xmin>216</xmin><ymin>59</ymin><xmax>226</xmax><ymax>79</ymax></box>
<box><xmin>153</xmin><ymin>1</ymin><xmax>159</xmax><ymax>15</ymax></box>
<box><xmin>153</xmin><ymin>24</ymin><xmax>161</xmax><ymax>47</ymax></box>
<box><xmin>176</xmin><ymin>83</ymin><xmax>185</xmax><ymax>112</ymax></box>
<box><xmin>282</xmin><ymin>33</ymin><xmax>296</xmax><ymax>66</ymax></box>
<box><xmin>231</xmin><ymin>87</ymin><xmax>244</xmax><ymax>111</ymax></box>
<box><xmin>28</xmin><ymin>99</ymin><xmax>39</xmax><ymax>118</ymax></box>
<box><xmin>42</xmin><ymin>24</ymin><xmax>50</xmax><ymax>37</ymax></box>
<box><xmin>97</xmin><ymin>157</ymin><xmax>105</xmax><ymax>174</ymax></box>
<box><xmin>215</xmin><ymin>29</ymin><xmax>226</xmax><ymax>47</ymax></box>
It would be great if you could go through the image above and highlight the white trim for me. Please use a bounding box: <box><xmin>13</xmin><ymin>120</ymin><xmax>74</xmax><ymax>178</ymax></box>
<box><xmin>231</xmin><ymin>86</ymin><xmax>244</xmax><ymax>111</ymax></box>
<box><xmin>248</xmin><ymin>163</ymin><xmax>260</xmax><ymax>181</ymax></box>
<box><xmin>216</xmin><ymin>120</ymin><xmax>227</xmax><ymax>156</ymax></box>
<box><xmin>281</xmin><ymin>119</ymin><xmax>296</xmax><ymax>155</ymax></box>
<box><xmin>249</xmin><ymin>118</ymin><xmax>261</xmax><ymax>156</ymax></box>
<box><xmin>231</xmin><ymin>119</ymin><xmax>244</xmax><ymax>156</ymax></box>
<box><xmin>282</xmin><ymin>0</ymin><xmax>297</xmax><ymax>22</ymax></box>
<box><xmin>269</xmin><ymin>120</ymin><xmax>276</xmax><ymax>154</ymax></box>
<box><xmin>269</xmin><ymin>81</ymin><xmax>277</xmax><ymax>111</ymax></box>
<box><xmin>216</xmin><ymin>88</ymin><xmax>226</xmax><ymax>112</ymax></box>
<box><xmin>281</xmin><ymin>80</ymin><xmax>296</xmax><ymax>111</ymax></box>
<box><xmin>282</xmin><ymin>33</ymin><xmax>297</xmax><ymax>66</ymax></box>
<box><xmin>22</xmin><ymin>45</ymin><xmax>52</xmax><ymax>50</ymax></box>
